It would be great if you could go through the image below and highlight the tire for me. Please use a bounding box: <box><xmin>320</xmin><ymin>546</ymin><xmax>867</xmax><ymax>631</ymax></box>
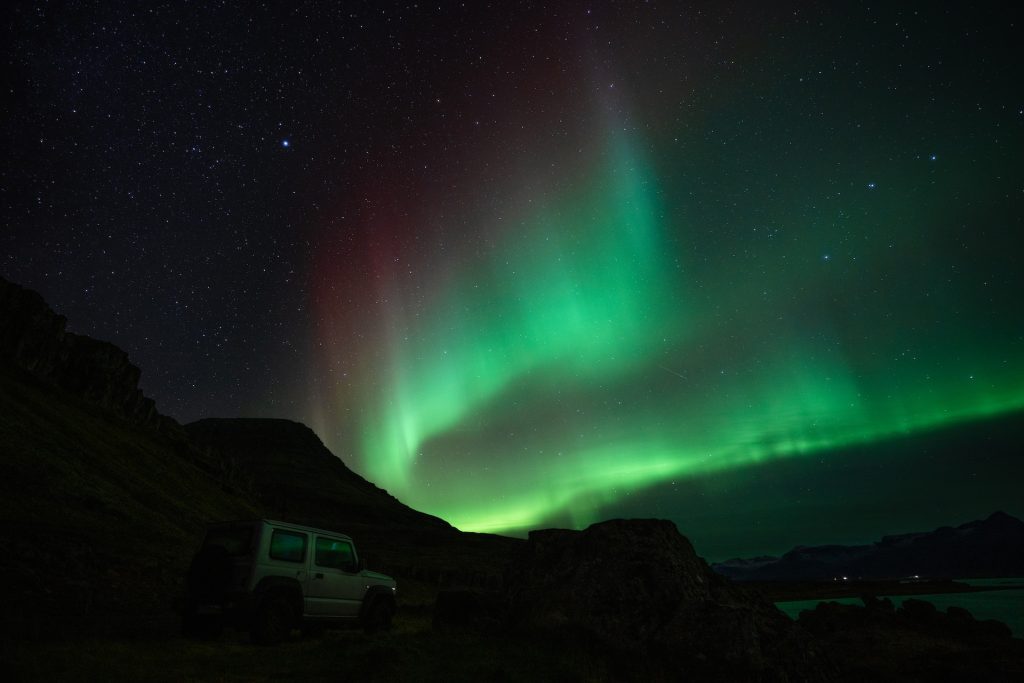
<box><xmin>363</xmin><ymin>599</ymin><xmax>393</xmax><ymax>634</ymax></box>
<box><xmin>251</xmin><ymin>595</ymin><xmax>294</xmax><ymax>645</ymax></box>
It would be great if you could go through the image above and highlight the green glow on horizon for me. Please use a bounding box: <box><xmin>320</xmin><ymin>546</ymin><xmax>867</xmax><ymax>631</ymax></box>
<box><xmin>446</xmin><ymin>386</ymin><xmax>1024</xmax><ymax>533</ymax></box>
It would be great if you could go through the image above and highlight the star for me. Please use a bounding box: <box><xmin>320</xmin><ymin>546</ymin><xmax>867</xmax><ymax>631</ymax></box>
<box><xmin>282</xmin><ymin>139</ymin><xmax>290</xmax><ymax>148</ymax></box>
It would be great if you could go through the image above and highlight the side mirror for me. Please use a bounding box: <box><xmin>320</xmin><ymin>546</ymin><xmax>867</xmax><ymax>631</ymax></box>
<box><xmin>357</xmin><ymin>556</ymin><xmax>366</xmax><ymax>572</ymax></box>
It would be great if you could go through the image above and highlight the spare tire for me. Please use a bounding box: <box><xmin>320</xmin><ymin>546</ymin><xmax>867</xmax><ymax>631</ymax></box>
<box><xmin>187</xmin><ymin>544</ymin><xmax>233</xmax><ymax>602</ymax></box>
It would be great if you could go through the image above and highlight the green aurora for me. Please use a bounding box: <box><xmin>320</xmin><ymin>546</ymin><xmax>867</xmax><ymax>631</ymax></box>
<box><xmin>7</xmin><ymin>1</ymin><xmax>1022</xmax><ymax>560</ymax></box>
<box><xmin>300</xmin><ymin>5</ymin><xmax>1024</xmax><ymax>556</ymax></box>
<box><xmin>352</xmin><ymin>122</ymin><xmax>1024</xmax><ymax>537</ymax></box>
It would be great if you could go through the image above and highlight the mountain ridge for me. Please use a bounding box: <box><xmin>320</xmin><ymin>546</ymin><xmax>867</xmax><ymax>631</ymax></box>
<box><xmin>713</xmin><ymin>511</ymin><xmax>1024</xmax><ymax>581</ymax></box>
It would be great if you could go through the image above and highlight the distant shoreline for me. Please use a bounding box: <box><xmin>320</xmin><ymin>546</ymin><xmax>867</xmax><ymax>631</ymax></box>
<box><xmin>747</xmin><ymin>579</ymin><xmax>1024</xmax><ymax>602</ymax></box>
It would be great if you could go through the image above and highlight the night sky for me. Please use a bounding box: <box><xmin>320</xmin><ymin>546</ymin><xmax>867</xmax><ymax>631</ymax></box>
<box><xmin>5</xmin><ymin>2</ymin><xmax>1023</xmax><ymax>560</ymax></box>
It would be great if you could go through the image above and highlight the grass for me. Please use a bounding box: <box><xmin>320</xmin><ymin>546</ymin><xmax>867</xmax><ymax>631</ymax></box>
<box><xmin>6</xmin><ymin>610</ymin><xmax>618</xmax><ymax>683</ymax></box>
<box><xmin>0</xmin><ymin>366</ymin><xmax>258</xmax><ymax>629</ymax></box>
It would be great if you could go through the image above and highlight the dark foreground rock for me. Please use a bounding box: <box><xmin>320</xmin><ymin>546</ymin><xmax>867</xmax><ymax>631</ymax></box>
<box><xmin>798</xmin><ymin>597</ymin><xmax>1024</xmax><ymax>682</ymax></box>
<box><xmin>438</xmin><ymin>519</ymin><xmax>836</xmax><ymax>682</ymax></box>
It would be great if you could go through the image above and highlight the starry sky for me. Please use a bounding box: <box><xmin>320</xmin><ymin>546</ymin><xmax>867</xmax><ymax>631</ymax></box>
<box><xmin>5</xmin><ymin>1</ymin><xmax>1023</xmax><ymax>560</ymax></box>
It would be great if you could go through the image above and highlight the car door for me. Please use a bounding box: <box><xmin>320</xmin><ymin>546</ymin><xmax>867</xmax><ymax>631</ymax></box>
<box><xmin>304</xmin><ymin>535</ymin><xmax>364</xmax><ymax>617</ymax></box>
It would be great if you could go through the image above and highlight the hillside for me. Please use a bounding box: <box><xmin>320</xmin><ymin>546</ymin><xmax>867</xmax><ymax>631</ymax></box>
<box><xmin>0</xmin><ymin>360</ymin><xmax>257</xmax><ymax>637</ymax></box>
<box><xmin>184</xmin><ymin>417</ymin><xmax>521</xmax><ymax>588</ymax></box>
<box><xmin>0</xmin><ymin>276</ymin><xmax>517</xmax><ymax>638</ymax></box>
<box><xmin>185</xmin><ymin>417</ymin><xmax>448</xmax><ymax>531</ymax></box>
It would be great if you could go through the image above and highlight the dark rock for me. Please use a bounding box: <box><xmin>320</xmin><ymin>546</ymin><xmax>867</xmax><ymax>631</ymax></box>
<box><xmin>506</xmin><ymin>519</ymin><xmax>711</xmax><ymax>647</ymax></box>
<box><xmin>798</xmin><ymin>597</ymin><xmax>1023</xmax><ymax>679</ymax></box>
<box><xmin>861</xmin><ymin>595</ymin><xmax>894</xmax><ymax>612</ymax></box>
<box><xmin>977</xmin><ymin>619</ymin><xmax>1013</xmax><ymax>640</ymax></box>
<box><xmin>945</xmin><ymin>605</ymin><xmax>974</xmax><ymax>622</ymax></box>
<box><xmin>505</xmin><ymin>519</ymin><xmax>834</xmax><ymax>682</ymax></box>
<box><xmin>899</xmin><ymin>598</ymin><xmax>938</xmax><ymax>621</ymax></box>
<box><xmin>433</xmin><ymin>589</ymin><xmax>506</xmax><ymax>634</ymax></box>
<box><xmin>0</xmin><ymin>275</ymin><xmax>176</xmax><ymax>430</ymax></box>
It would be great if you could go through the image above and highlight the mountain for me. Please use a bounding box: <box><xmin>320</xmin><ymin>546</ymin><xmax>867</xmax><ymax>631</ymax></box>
<box><xmin>712</xmin><ymin>512</ymin><xmax>1024</xmax><ymax>581</ymax></box>
<box><xmin>184</xmin><ymin>417</ymin><xmax>521</xmax><ymax>586</ymax></box>
<box><xmin>185</xmin><ymin>417</ymin><xmax>450</xmax><ymax>529</ymax></box>
<box><xmin>0</xmin><ymin>276</ymin><xmax>518</xmax><ymax>638</ymax></box>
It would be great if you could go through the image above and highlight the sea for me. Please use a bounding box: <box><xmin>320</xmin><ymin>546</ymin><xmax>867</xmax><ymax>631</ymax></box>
<box><xmin>775</xmin><ymin>578</ymin><xmax>1024</xmax><ymax>637</ymax></box>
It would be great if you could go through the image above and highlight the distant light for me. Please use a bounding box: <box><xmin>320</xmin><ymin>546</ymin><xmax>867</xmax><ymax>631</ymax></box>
<box><xmin>282</xmin><ymin>139</ymin><xmax>290</xmax><ymax>148</ymax></box>
<box><xmin>929</xmin><ymin>154</ymin><xmax>937</xmax><ymax>161</ymax></box>
<box><xmin>867</xmin><ymin>182</ymin><xmax>876</xmax><ymax>189</ymax></box>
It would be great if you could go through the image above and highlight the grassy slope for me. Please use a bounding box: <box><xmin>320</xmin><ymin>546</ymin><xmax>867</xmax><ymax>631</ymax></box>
<box><xmin>6</xmin><ymin>614</ymin><xmax>613</xmax><ymax>683</ymax></box>
<box><xmin>184</xmin><ymin>418</ymin><xmax>523</xmax><ymax>602</ymax></box>
<box><xmin>0</xmin><ymin>363</ymin><xmax>521</xmax><ymax>636</ymax></box>
<box><xmin>0</xmin><ymin>366</ymin><xmax>258</xmax><ymax>636</ymax></box>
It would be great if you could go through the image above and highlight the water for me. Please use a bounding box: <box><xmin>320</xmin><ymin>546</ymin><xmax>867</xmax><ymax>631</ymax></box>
<box><xmin>775</xmin><ymin>578</ymin><xmax>1024</xmax><ymax>637</ymax></box>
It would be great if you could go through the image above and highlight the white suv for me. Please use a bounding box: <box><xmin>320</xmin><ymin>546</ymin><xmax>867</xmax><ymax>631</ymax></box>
<box><xmin>182</xmin><ymin>519</ymin><xmax>397</xmax><ymax>644</ymax></box>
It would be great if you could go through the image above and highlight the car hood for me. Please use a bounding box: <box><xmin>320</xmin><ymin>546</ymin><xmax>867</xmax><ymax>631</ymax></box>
<box><xmin>362</xmin><ymin>569</ymin><xmax>396</xmax><ymax>585</ymax></box>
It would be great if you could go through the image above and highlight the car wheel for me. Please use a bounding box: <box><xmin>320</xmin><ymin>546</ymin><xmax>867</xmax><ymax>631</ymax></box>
<box><xmin>251</xmin><ymin>595</ymin><xmax>294</xmax><ymax>645</ymax></box>
<box><xmin>363</xmin><ymin>599</ymin><xmax>393</xmax><ymax>634</ymax></box>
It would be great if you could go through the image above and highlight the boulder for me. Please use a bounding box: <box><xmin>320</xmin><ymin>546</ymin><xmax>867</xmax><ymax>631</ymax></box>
<box><xmin>503</xmin><ymin>519</ymin><xmax>834</xmax><ymax>681</ymax></box>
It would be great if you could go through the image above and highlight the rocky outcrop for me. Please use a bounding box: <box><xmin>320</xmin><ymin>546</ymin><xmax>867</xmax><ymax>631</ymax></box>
<box><xmin>798</xmin><ymin>596</ymin><xmax>1023</xmax><ymax>681</ymax></box>
<box><xmin>438</xmin><ymin>519</ymin><xmax>835</xmax><ymax>682</ymax></box>
<box><xmin>505</xmin><ymin>519</ymin><xmax>712</xmax><ymax>648</ymax></box>
<box><xmin>0</xmin><ymin>275</ymin><xmax>174</xmax><ymax>429</ymax></box>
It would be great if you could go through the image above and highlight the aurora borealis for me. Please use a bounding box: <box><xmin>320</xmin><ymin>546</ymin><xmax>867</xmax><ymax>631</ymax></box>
<box><xmin>6</xmin><ymin>2</ymin><xmax>1023</xmax><ymax>559</ymax></box>
<box><xmin>320</xmin><ymin>101</ymin><xmax>1024</xmax><ymax>542</ymax></box>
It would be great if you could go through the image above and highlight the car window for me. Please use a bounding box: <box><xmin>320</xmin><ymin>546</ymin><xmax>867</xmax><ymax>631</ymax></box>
<box><xmin>315</xmin><ymin>536</ymin><xmax>356</xmax><ymax>571</ymax></box>
<box><xmin>269</xmin><ymin>529</ymin><xmax>307</xmax><ymax>563</ymax></box>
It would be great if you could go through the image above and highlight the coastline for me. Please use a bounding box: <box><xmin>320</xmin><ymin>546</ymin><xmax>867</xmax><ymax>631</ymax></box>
<box><xmin>749</xmin><ymin>579</ymin><xmax>1024</xmax><ymax>602</ymax></box>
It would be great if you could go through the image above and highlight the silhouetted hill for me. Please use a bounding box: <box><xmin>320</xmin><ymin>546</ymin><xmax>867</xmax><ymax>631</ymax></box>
<box><xmin>0</xmin><ymin>276</ymin><xmax>518</xmax><ymax>638</ymax></box>
<box><xmin>713</xmin><ymin>512</ymin><xmax>1024</xmax><ymax>581</ymax></box>
<box><xmin>185</xmin><ymin>417</ymin><xmax>450</xmax><ymax>529</ymax></box>
<box><xmin>184</xmin><ymin>418</ymin><xmax>522</xmax><ymax>589</ymax></box>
